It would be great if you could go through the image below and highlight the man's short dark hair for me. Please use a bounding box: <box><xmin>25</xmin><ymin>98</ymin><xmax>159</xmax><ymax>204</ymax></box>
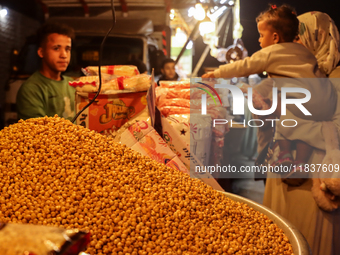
<box><xmin>37</xmin><ymin>22</ymin><xmax>75</xmax><ymax>47</ymax></box>
<box><xmin>161</xmin><ymin>58</ymin><xmax>175</xmax><ymax>69</ymax></box>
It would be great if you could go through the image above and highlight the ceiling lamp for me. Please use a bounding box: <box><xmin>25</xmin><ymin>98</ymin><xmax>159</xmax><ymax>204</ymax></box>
<box><xmin>175</xmin><ymin>27</ymin><xmax>188</xmax><ymax>46</ymax></box>
<box><xmin>0</xmin><ymin>6</ymin><xmax>7</xmax><ymax>18</ymax></box>
<box><xmin>199</xmin><ymin>16</ymin><xmax>215</xmax><ymax>36</ymax></box>
<box><xmin>170</xmin><ymin>9</ymin><xmax>175</xmax><ymax>20</ymax></box>
<box><xmin>194</xmin><ymin>3</ymin><xmax>206</xmax><ymax>21</ymax></box>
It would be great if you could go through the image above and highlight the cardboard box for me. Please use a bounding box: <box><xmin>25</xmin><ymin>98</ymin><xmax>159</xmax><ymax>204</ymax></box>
<box><xmin>75</xmin><ymin>91</ymin><xmax>147</xmax><ymax>135</ymax></box>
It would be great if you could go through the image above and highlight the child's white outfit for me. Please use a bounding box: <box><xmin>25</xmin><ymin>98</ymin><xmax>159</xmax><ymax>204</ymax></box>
<box><xmin>213</xmin><ymin>42</ymin><xmax>337</xmax><ymax>146</ymax></box>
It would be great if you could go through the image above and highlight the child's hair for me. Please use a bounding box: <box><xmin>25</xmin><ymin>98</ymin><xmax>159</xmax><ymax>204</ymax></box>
<box><xmin>256</xmin><ymin>4</ymin><xmax>299</xmax><ymax>43</ymax></box>
<box><xmin>37</xmin><ymin>22</ymin><xmax>75</xmax><ymax>47</ymax></box>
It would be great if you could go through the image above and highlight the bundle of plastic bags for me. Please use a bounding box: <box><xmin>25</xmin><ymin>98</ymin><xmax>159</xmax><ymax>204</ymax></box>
<box><xmin>69</xmin><ymin>65</ymin><xmax>151</xmax><ymax>93</ymax></box>
<box><xmin>156</xmin><ymin>80</ymin><xmax>229</xmax><ymax>167</ymax></box>
<box><xmin>83</xmin><ymin>65</ymin><xmax>139</xmax><ymax>76</ymax></box>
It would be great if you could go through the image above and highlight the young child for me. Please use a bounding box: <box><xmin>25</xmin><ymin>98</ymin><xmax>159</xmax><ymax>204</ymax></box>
<box><xmin>203</xmin><ymin>5</ymin><xmax>337</xmax><ymax>185</ymax></box>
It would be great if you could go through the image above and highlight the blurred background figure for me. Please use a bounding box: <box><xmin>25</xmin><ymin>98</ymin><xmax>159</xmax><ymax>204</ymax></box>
<box><xmin>126</xmin><ymin>53</ymin><xmax>147</xmax><ymax>74</ymax></box>
<box><xmin>157</xmin><ymin>58</ymin><xmax>179</xmax><ymax>85</ymax></box>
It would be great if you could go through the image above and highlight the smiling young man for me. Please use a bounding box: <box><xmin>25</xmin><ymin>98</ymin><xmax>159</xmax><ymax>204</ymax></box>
<box><xmin>16</xmin><ymin>22</ymin><xmax>76</xmax><ymax>121</ymax></box>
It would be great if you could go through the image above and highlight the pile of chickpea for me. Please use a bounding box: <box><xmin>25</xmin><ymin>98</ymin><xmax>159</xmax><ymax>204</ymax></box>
<box><xmin>0</xmin><ymin>116</ymin><xmax>294</xmax><ymax>255</ymax></box>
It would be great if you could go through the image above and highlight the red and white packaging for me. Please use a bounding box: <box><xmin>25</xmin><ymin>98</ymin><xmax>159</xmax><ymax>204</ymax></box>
<box><xmin>82</xmin><ymin>65</ymin><xmax>139</xmax><ymax>76</ymax></box>
<box><xmin>69</xmin><ymin>74</ymin><xmax>151</xmax><ymax>93</ymax></box>
<box><xmin>158</xmin><ymin>80</ymin><xmax>190</xmax><ymax>88</ymax></box>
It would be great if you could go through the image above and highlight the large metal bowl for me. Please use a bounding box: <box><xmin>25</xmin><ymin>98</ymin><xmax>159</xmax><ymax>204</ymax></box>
<box><xmin>220</xmin><ymin>191</ymin><xmax>311</xmax><ymax>255</ymax></box>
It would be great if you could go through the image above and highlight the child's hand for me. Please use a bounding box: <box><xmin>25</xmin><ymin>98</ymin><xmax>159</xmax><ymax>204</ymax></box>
<box><xmin>202</xmin><ymin>72</ymin><xmax>215</xmax><ymax>78</ymax></box>
<box><xmin>262</xmin><ymin>97</ymin><xmax>272</xmax><ymax>108</ymax></box>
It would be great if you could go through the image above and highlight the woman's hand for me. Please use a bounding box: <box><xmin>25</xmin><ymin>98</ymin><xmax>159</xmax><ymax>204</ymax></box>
<box><xmin>202</xmin><ymin>72</ymin><xmax>215</xmax><ymax>78</ymax></box>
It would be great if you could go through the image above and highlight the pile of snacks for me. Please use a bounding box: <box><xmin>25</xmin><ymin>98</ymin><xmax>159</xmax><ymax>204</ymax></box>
<box><xmin>0</xmin><ymin>116</ymin><xmax>293</xmax><ymax>254</ymax></box>
<box><xmin>156</xmin><ymin>80</ymin><xmax>228</xmax><ymax>167</ymax></box>
<box><xmin>83</xmin><ymin>65</ymin><xmax>139</xmax><ymax>77</ymax></box>
<box><xmin>156</xmin><ymin>80</ymin><xmax>227</xmax><ymax>123</ymax></box>
<box><xmin>69</xmin><ymin>65</ymin><xmax>151</xmax><ymax>93</ymax></box>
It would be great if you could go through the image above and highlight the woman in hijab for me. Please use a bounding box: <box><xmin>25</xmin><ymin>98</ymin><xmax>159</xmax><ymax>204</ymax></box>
<box><xmin>298</xmin><ymin>11</ymin><xmax>340</xmax><ymax>77</ymax></box>
<box><xmin>263</xmin><ymin>11</ymin><xmax>340</xmax><ymax>255</ymax></box>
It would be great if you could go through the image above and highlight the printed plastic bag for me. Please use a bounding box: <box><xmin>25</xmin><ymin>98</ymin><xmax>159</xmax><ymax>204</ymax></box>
<box><xmin>0</xmin><ymin>222</ymin><xmax>90</xmax><ymax>255</ymax></box>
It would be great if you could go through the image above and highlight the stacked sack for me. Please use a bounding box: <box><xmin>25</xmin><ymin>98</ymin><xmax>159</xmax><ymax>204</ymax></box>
<box><xmin>69</xmin><ymin>65</ymin><xmax>151</xmax><ymax>93</ymax></box>
<box><xmin>156</xmin><ymin>80</ymin><xmax>228</xmax><ymax>168</ymax></box>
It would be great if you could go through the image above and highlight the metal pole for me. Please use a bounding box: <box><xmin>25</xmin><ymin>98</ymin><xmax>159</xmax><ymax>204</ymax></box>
<box><xmin>191</xmin><ymin>9</ymin><xmax>231</xmax><ymax>77</ymax></box>
<box><xmin>175</xmin><ymin>21</ymin><xmax>201</xmax><ymax>65</ymax></box>
<box><xmin>221</xmin><ymin>10</ymin><xmax>232</xmax><ymax>48</ymax></box>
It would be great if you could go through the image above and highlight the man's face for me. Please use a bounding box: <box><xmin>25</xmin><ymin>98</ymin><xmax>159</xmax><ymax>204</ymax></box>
<box><xmin>162</xmin><ymin>62</ymin><xmax>176</xmax><ymax>80</ymax></box>
<box><xmin>38</xmin><ymin>33</ymin><xmax>72</xmax><ymax>74</ymax></box>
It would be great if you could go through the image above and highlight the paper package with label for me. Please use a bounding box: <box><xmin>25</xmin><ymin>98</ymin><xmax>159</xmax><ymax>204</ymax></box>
<box><xmin>115</xmin><ymin>120</ymin><xmax>189</xmax><ymax>174</ymax></box>
<box><xmin>161</xmin><ymin>115</ymin><xmax>204</xmax><ymax>172</ymax></box>
<box><xmin>114</xmin><ymin>120</ymin><xmax>223</xmax><ymax>190</ymax></box>
<box><xmin>161</xmin><ymin>115</ymin><xmax>224</xmax><ymax>191</ymax></box>
<box><xmin>163</xmin><ymin>114</ymin><xmax>212</xmax><ymax>167</ymax></box>
<box><xmin>75</xmin><ymin>91</ymin><xmax>150</xmax><ymax>135</ymax></box>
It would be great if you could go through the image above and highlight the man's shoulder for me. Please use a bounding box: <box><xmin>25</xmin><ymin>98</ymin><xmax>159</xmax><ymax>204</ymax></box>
<box><xmin>23</xmin><ymin>72</ymin><xmax>73</xmax><ymax>86</ymax></box>
<box><xmin>62</xmin><ymin>75</ymin><xmax>74</xmax><ymax>82</ymax></box>
<box><xmin>20</xmin><ymin>71</ymin><xmax>44</xmax><ymax>91</ymax></box>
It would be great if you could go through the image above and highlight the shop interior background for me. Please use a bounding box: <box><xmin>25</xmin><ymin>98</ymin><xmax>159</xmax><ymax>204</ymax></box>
<box><xmin>1</xmin><ymin>0</ymin><xmax>340</xmax><ymax>129</ymax></box>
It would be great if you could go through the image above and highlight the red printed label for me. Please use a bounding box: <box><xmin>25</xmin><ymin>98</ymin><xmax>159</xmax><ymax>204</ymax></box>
<box><xmin>107</xmin><ymin>65</ymin><xmax>114</xmax><ymax>75</ymax></box>
<box><xmin>76</xmin><ymin>92</ymin><xmax>147</xmax><ymax>134</ymax></box>
<box><xmin>117</xmin><ymin>76</ymin><xmax>125</xmax><ymax>90</ymax></box>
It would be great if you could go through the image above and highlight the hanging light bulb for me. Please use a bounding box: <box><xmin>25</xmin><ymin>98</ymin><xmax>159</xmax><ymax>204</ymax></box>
<box><xmin>0</xmin><ymin>7</ymin><xmax>7</xmax><ymax>18</ymax></box>
<box><xmin>199</xmin><ymin>17</ymin><xmax>215</xmax><ymax>36</ymax></box>
<box><xmin>188</xmin><ymin>7</ymin><xmax>195</xmax><ymax>17</ymax></box>
<box><xmin>169</xmin><ymin>9</ymin><xmax>175</xmax><ymax>20</ymax></box>
<box><xmin>194</xmin><ymin>3</ymin><xmax>206</xmax><ymax>21</ymax></box>
<box><xmin>174</xmin><ymin>27</ymin><xmax>188</xmax><ymax>46</ymax></box>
